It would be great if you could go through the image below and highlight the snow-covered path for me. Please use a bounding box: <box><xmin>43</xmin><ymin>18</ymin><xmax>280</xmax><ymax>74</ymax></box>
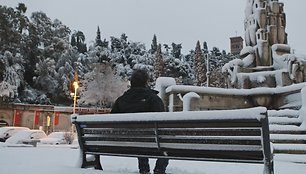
<box><xmin>0</xmin><ymin>145</ymin><xmax>306</xmax><ymax>174</ymax></box>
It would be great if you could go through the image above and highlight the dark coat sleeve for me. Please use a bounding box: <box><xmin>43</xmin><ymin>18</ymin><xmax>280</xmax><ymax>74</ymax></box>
<box><xmin>148</xmin><ymin>94</ymin><xmax>165</xmax><ymax>112</ymax></box>
<box><xmin>110</xmin><ymin>99</ymin><xmax>120</xmax><ymax>113</ymax></box>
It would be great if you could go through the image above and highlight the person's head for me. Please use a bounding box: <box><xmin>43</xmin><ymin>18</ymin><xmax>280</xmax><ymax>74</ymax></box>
<box><xmin>130</xmin><ymin>69</ymin><xmax>149</xmax><ymax>88</ymax></box>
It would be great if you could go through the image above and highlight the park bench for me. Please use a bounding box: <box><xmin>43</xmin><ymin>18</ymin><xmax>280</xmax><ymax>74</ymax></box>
<box><xmin>71</xmin><ymin>107</ymin><xmax>274</xmax><ymax>174</ymax></box>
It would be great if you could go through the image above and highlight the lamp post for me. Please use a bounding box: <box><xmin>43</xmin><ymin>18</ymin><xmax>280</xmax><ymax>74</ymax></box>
<box><xmin>71</xmin><ymin>71</ymin><xmax>79</xmax><ymax>114</ymax></box>
<box><xmin>206</xmin><ymin>53</ymin><xmax>210</xmax><ymax>87</ymax></box>
<box><xmin>72</xmin><ymin>81</ymin><xmax>79</xmax><ymax>114</ymax></box>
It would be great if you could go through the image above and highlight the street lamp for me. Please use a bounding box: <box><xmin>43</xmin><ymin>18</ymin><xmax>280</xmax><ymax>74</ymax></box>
<box><xmin>71</xmin><ymin>72</ymin><xmax>79</xmax><ymax>114</ymax></box>
<box><xmin>206</xmin><ymin>53</ymin><xmax>210</xmax><ymax>87</ymax></box>
<box><xmin>72</xmin><ymin>81</ymin><xmax>79</xmax><ymax>114</ymax></box>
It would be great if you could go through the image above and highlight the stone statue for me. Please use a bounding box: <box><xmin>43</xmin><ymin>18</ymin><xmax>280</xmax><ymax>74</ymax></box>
<box><xmin>223</xmin><ymin>0</ymin><xmax>306</xmax><ymax>89</ymax></box>
<box><xmin>244</xmin><ymin>0</ymin><xmax>287</xmax><ymax>67</ymax></box>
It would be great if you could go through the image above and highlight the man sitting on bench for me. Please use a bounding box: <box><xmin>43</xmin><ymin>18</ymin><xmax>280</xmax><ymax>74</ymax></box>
<box><xmin>111</xmin><ymin>69</ymin><xmax>169</xmax><ymax>174</ymax></box>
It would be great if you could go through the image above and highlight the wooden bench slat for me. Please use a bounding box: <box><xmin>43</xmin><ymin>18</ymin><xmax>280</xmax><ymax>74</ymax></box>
<box><xmin>83</xmin><ymin>135</ymin><xmax>261</xmax><ymax>145</ymax></box>
<box><xmin>84</xmin><ymin>144</ymin><xmax>264</xmax><ymax>162</ymax></box>
<box><xmin>85</xmin><ymin>146</ymin><xmax>162</xmax><ymax>158</ymax></box>
<box><xmin>83</xmin><ymin>128</ymin><xmax>155</xmax><ymax>135</ymax></box>
<box><xmin>160</xmin><ymin>143</ymin><xmax>263</xmax><ymax>151</ymax></box>
<box><xmin>158</xmin><ymin>128</ymin><xmax>262</xmax><ymax>136</ymax></box>
<box><xmin>159</xmin><ymin>136</ymin><xmax>261</xmax><ymax>140</ymax></box>
<box><xmin>83</xmin><ymin>135</ymin><xmax>262</xmax><ymax>140</ymax></box>
<box><xmin>159</xmin><ymin>137</ymin><xmax>262</xmax><ymax>145</ymax></box>
<box><xmin>163</xmin><ymin>149</ymin><xmax>264</xmax><ymax>162</ymax></box>
<box><xmin>84</xmin><ymin>136</ymin><xmax>156</xmax><ymax>142</ymax></box>
<box><xmin>83</xmin><ymin>128</ymin><xmax>262</xmax><ymax>137</ymax></box>
<box><xmin>80</xmin><ymin>120</ymin><xmax>262</xmax><ymax>129</ymax></box>
<box><xmin>86</xmin><ymin>141</ymin><xmax>158</xmax><ymax>148</ymax></box>
<box><xmin>85</xmin><ymin>141</ymin><xmax>262</xmax><ymax>152</ymax></box>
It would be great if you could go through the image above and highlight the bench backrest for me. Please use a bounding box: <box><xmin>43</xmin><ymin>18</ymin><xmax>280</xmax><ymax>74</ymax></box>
<box><xmin>72</xmin><ymin>107</ymin><xmax>272</xmax><ymax>165</ymax></box>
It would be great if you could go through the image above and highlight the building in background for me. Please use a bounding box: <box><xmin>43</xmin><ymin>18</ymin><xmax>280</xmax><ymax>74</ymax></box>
<box><xmin>0</xmin><ymin>103</ymin><xmax>110</xmax><ymax>133</ymax></box>
<box><xmin>230</xmin><ymin>36</ymin><xmax>244</xmax><ymax>55</ymax></box>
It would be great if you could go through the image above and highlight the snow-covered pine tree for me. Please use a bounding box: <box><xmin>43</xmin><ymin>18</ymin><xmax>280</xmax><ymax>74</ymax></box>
<box><xmin>109</xmin><ymin>33</ymin><xmax>153</xmax><ymax>79</ymax></box>
<box><xmin>0</xmin><ymin>51</ymin><xmax>23</xmax><ymax>102</ymax></box>
<box><xmin>78</xmin><ymin>63</ymin><xmax>128</xmax><ymax>107</ymax></box>
<box><xmin>95</xmin><ymin>26</ymin><xmax>103</xmax><ymax>47</ymax></box>
<box><xmin>194</xmin><ymin>41</ymin><xmax>207</xmax><ymax>86</ymax></box>
<box><xmin>154</xmin><ymin>44</ymin><xmax>164</xmax><ymax>80</ymax></box>
<box><xmin>55</xmin><ymin>46</ymin><xmax>84</xmax><ymax>104</ymax></box>
<box><xmin>94</xmin><ymin>26</ymin><xmax>108</xmax><ymax>48</ymax></box>
<box><xmin>0</xmin><ymin>5</ymin><xmax>23</xmax><ymax>53</ymax></box>
<box><xmin>34</xmin><ymin>58</ymin><xmax>58</xmax><ymax>97</ymax></box>
<box><xmin>171</xmin><ymin>43</ymin><xmax>182</xmax><ymax>59</ymax></box>
<box><xmin>71</xmin><ymin>30</ymin><xmax>87</xmax><ymax>53</ymax></box>
<box><xmin>150</xmin><ymin>34</ymin><xmax>158</xmax><ymax>54</ymax></box>
<box><xmin>203</xmin><ymin>41</ymin><xmax>208</xmax><ymax>54</ymax></box>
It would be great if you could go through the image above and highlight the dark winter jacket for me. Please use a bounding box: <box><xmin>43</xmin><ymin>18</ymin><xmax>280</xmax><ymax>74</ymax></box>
<box><xmin>111</xmin><ymin>87</ymin><xmax>164</xmax><ymax>113</ymax></box>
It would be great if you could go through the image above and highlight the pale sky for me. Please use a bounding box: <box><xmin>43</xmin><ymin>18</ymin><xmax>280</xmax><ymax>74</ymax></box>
<box><xmin>1</xmin><ymin>0</ymin><xmax>306</xmax><ymax>54</ymax></box>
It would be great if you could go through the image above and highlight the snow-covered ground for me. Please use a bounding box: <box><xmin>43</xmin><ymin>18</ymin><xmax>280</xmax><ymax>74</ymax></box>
<box><xmin>0</xmin><ymin>144</ymin><xmax>305</xmax><ymax>174</ymax></box>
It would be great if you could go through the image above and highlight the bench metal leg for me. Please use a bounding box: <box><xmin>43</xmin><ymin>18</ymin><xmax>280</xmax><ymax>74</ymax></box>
<box><xmin>81</xmin><ymin>153</ymin><xmax>103</xmax><ymax>170</ymax></box>
<box><xmin>263</xmin><ymin>160</ymin><xmax>274</xmax><ymax>174</ymax></box>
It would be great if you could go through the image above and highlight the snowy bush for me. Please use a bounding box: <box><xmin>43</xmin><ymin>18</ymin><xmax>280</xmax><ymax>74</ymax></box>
<box><xmin>63</xmin><ymin>132</ymin><xmax>75</xmax><ymax>144</ymax></box>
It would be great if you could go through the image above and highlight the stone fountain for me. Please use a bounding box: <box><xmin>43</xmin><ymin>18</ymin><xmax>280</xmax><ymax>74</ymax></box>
<box><xmin>223</xmin><ymin>0</ymin><xmax>306</xmax><ymax>89</ymax></box>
